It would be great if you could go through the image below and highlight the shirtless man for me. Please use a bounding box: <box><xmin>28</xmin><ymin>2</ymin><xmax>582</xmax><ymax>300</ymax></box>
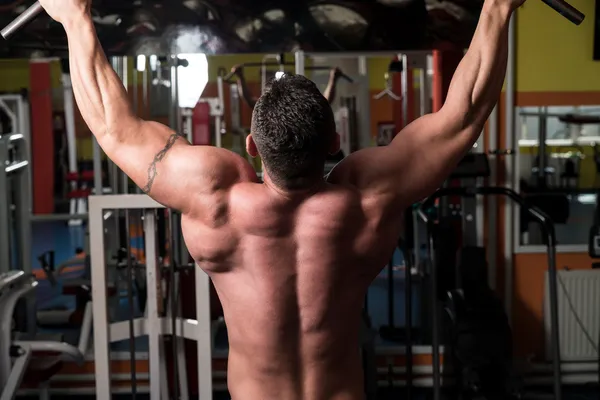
<box><xmin>230</xmin><ymin>64</ymin><xmax>344</xmax><ymax>108</ymax></box>
<box><xmin>39</xmin><ymin>0</ymin><xmax>523</xmax><ymax>398</ymax></box>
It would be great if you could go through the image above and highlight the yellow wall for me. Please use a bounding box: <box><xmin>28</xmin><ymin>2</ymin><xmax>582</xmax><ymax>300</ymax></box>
<box><xmin>516</xmin><ymin>0</ymin><xmax>600</xmax><ymax>92</ymax></box>
<box><xmin>206</xmin><ymin>53</ymin><xmax>392</xmax><ymax>89</ymax></box>
<box><xmin>0</xmin><ymin>59</ymin><xmax>63</xmax><ymax>92</ymax></box>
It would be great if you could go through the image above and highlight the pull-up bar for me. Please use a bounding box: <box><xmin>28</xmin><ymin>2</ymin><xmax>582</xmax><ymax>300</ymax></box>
<box><xmin>223</xmin><ymin>62</ymin><xmax>354</xmax><ymax>83</ymax></box>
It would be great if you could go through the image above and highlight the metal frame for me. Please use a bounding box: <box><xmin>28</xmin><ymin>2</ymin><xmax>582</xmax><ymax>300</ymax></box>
<box><xmin>0</xmin><ymin>272</ymin><xmax>85</xmax><ymax>400</ymax></box>
<box><xmin>504</xmin><ymin>13</ymin><xmax>516</xmax><ymax>323</ymax></box>
<box><xmin>89</xmin><ymin>194</ymin><xmax>212</xmax><ymax>400</ymax></box>
<box><xmin>0</xmin><ymin>273</ymin><xmax>37</xmax><ymax>390</ymax></box>
<box><xmin>0</xmin><ymin>99</ymin><xmax>35</xmax><ymax>332</ymax></box>
<box><xmin>511</xmin><ymin>107</ymin><xmax>591</xmax><ymax>254</ymax></box>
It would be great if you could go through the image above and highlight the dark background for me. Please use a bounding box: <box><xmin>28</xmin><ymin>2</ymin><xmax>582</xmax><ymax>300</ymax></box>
<box><xmin>595</xmin><ymin>0</ymin><xmax>600</xmax><ymax>60</ymax></box>
<box><xmin>0</xmin><ymin>0</ymin><xmax>484</xmax><ymax>57</ymax></box>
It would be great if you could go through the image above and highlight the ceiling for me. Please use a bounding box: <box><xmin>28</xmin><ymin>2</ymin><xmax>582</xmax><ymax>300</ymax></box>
<box><xmin>0</xmin><ymin>0</ymin><xmax>484</xmax><ymax>57</ymax></box>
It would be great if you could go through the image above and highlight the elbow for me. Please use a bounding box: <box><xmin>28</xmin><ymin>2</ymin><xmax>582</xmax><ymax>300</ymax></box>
<box><xmin>105</xmin><ymin>116</ymin><xmax>142</xmax><ymax>142</ymax></box>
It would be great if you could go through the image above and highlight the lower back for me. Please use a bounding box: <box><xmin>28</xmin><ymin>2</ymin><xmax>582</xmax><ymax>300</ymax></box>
<box><xmin>226</xmin><ymin>339</ymin><xmax>365</xmax><ymax>400</ymax></box>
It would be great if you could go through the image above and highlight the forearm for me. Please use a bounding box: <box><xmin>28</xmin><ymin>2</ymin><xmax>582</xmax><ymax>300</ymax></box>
<box><xmin>442</xmin><ymin>0</ymin><xmax>512</xmax><ymax>134</ymax></box>
<box><xmin>63</xmin><ymin>14</ymin><xmax>138</xmax><ymax>139</ymax></box>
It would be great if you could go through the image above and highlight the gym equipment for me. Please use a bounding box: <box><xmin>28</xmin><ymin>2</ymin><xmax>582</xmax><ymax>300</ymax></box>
<box><xmin>373</xmin><ymin>73</ymin><xmax>401</xmax><ymax>101</ymax></box>
<box><xmin>541</xmin><ymin>0</ymin><xmax>585</xmax><ymax>25</ymax></box>
<box><xmin>451</xmin><ymin>246</ymin><xmax>515</xmax><ymax>400</ymax></box>
<box><xmin>589</xmin><ymin>225</ymin><xmax>600</xmax><ymax>258</ymax></box>
<box><xmin>589</xmin><ymin>152</ymin><xmax>600</xmax><ymax>257</ymax></box>
<box><xmin>89</xmin><ymin>194</ymin><xmax>212</xmax><ymax>400</ymax></box>
<box><xmin>0</xmin><ymin>2</ymin><xmax>43</xmax><ymax>39</ymax></box>
<box><xmin>0</xmin><ymin>271</ymin><xmax>87</xmax><ymax>400</ymax></box>
<box><xmin>223</xmin><ymin>62</ymin><xmax>354</xmax><ymax>83</ymax></box>
<box><xmin>419</xmin><ymin>186</ymin><xmax>561</xmax><ymax>400</ymax></box>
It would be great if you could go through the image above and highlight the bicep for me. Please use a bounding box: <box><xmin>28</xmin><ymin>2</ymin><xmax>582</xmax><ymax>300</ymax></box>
<box><xmin>98</xmin><ymin>120</ymin><xmax>243</xmax><ymax>212</ymax></box>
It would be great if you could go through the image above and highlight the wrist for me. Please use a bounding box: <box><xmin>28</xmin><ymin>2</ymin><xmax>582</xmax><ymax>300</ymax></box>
<box><xmin>62</xmin><ymin>11</ymin><xmax>93</xmax><ymax>32</ymax></box>
<box><xmin>482</xmin><ymin>0</ymin><xmax>514</xmax><ymax>19</ymax></box>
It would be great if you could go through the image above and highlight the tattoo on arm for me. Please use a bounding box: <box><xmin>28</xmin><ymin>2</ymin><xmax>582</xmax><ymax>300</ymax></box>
<box><xmin>142</xmin><ymin>133</ymin><xmax>183</xmax><ymax>194</ymax></box>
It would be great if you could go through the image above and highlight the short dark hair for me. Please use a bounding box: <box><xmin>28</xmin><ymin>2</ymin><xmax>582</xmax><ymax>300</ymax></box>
<box><xmin>251</xmin><ymin>74</ymin><xmax>336</xmax><ymax>190</ymax></box>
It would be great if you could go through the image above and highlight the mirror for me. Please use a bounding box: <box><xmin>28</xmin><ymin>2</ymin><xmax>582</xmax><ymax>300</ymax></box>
<box><xmin>516</xmin><ymin>106</ymin><xmax>600</xmax><ymax>247</ymax></box>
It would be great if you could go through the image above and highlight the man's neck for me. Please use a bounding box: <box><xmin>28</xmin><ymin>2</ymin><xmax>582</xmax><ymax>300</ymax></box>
<box><xmin>262</xmin><ymin>171</ymin><xmax>325</xmax><ymax>199</ymax></box>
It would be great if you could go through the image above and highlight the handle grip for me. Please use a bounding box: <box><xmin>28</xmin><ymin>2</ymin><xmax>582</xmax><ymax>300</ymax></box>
<box><xmin>339</xmin><ymin>72</ymin><xmax>354</xmax><ymax>83</ymax></box>
<box><xmin>222</xmin><ymin>70</ymin><xmax>236</xmax><ymax>82</ymax></box>
<box><xmin>1</xmin><ymin>2</ymin><xmax>44</xmax><ymax>39</ymax></box>
<box><xmin>540</xmin><ymin>0</ymin><xmax>585</xmax><ymax>25</ymax></box>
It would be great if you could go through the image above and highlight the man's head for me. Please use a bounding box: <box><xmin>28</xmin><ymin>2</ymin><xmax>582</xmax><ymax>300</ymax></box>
<box><xmin>247</xmin><ymin>74</ymin><xmax>339</xmax><ymax>190</ymax></box>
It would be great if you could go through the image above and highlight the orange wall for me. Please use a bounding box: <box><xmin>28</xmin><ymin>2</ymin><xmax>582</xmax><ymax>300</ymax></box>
<box><xmin>491</xmin><ymin>87</ymin><xmax>600</xmax><ymax>360</ymax></box>
<box><xmin>512</xmin><ymin>253</ymin><xmax>595</xmax><ymax>358</ymax></box>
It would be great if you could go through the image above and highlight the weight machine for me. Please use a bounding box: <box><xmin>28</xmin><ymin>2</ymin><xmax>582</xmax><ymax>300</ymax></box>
<box><xmin>0</xmin><ymin>270</ymin><xmax>88</xmax><ymax>400</ymax></box>
<box><xmin>418</xmin><ymin>177</ymin><xmax>562</xmax><ymax>400</ymax></box>
<box><xmin>89</xmin><ymin>194</ymin><xmax>212</xmax><ymax>400</ymax></box>
<box><xmin>0</xmin><ymin>94</ymin><xmax>36</xmax><ymax>335</ymax></box>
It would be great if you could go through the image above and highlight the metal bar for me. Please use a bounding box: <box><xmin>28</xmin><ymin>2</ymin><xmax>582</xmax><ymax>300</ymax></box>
<box><xmin>144</xmin><ymin>209</ymin><xmax>162</xmax><ymax>400</ymax></box>
<box><xmin>0</xmin><ymin>100</ymin><xmax>17</xmax><ymax>133</ymax></box>
<box><xmin>546</xmin><ymin>245</ymin><xmax>562</xmax><ymax>399</ymax></box>
<box><xmin>400</xmin><ymin>54</ymin><xmax>408</xmax><ymax>129</ymax></box>
<box><xmin>122</xmin><ymin>56</ymin><xmax>130</xmax><ymax>194</ymax></box>
<box><xmin>474</xmin><ymin>135</ymin><xmax>485</xmax><ymax>248</ymax></box>
<box><xmin>89</xmin><ymin>194</ymin><xmax>162</xmax><ymax>209</ymax></box>
<box><xmin>17</xmin><ymin>97</ymin><xmax>28</xmax><ymax>143</ymax></box>
<box><xmin>14</xmin><ymin>340</ymin><xmax>84</xmax><ymax>364</ymax></box>
<box><xmin>133</xmin><ymin>58</ymin><xmax>139</xmax><ymax>118</ymax></box>
<box><xmin>0</xmin><ymin>281</ymin><xmax>37</xmax><ymax>389</ymax></box>
<box><xmin>428</xmin><ymin>226</ymin><xmax>441</xmax><ymax>400</ymax></box>
<box><xmin>77</xmin><ymin>302</ymin><xmax>93</xmax><ymax>355</ymax></box>
<box><xmin>487</xmin><ymin>104</ymin><xmax>498</xmax><ymax>290</ymax></box>
<box><xmin>0</xmin><ymin>345</ymin><xmax>32</xmax><ymax>400</ymax></box>
<box><xmin>89</xmin><ymin>196</ymin><xmax>112</xmax><ymax>400</ymax></box>
<box><xmin>261</xmin><ymin>54</ymin><xmax>282</xmax><ymax>93</ymax></box>
<box><xmin>0</xmin><ymin>1</ymin><xmax>44</xmax><ymax>39</ymax></box>
<box><xmin>175</xmin><ymin>275</ymin><xmax>190</xmax><ymax>400</ymax></box>
<box><xmin>537</xmin><ymin>108</ymin><xmax>548</xmax><ymax>187</ymax></box>
<box><xmin>93</xmin><ymin>137</ymin><xmax>103</xmax><ymax>195</ymax></box>
<box><xmin>295</xmin><ymin>50</ymin><xmax>306</xmax><ymax>76</ymax></box>
<box><xmin>196</xmin><ymin>265</ymin><xmax>213</xmax><ymax>400</ymax></box>
<box><xmin>357</xmin><ymin>56</ymin><xmax>372</xmax><ymax>150</ymax></box>
<box><xmin>5</xmin><ymin>160</ymin><xmax>28</xmax><ymax>174</ymax></box>
<box><xmin>0</xmin><ymin>137</ymin><xmax>11</xmax><ymax>274</ymax></box>
<box><xmin>519</xmin><ymin>111</ymin><xmax>574</xmax><ymax>118</ymax></box>
<box><xmin>12</xmin><ymin>136</ymin><xmax>35</xmax><ymax>334</ymax></box>
<box><xmin>30</xmin><ymin>213</ymin><xmax>89</xmax><ymax>222</ymax></box>
<box><xmin>215</xmin><ymin>76</ymin><xmax>225</xmax><ymax>148</ymax></box>
<box><xmin>63</xmin><ymin>75</ymin><xmax>78</xmax><ymax>179</ymax></box>
<box><xmin>504</xmin><ymin>12</ymin><xmax>516</xmax><ymax>326</ymax></box>
<box><xmin>137</xmin><ymin>57</ymin><xmax>149</xmax><ymax>194</ymax></box>
<box><xmin>170</xmin><ymin>56</ymin><xmax>181</xmax><ymax>133</ymax></box>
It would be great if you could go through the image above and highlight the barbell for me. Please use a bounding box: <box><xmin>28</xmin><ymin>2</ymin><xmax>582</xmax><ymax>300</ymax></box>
<box><xmin>0</xmin><ymin>0</ymin><xmax>586</xmax><ymax>40</ymax></box>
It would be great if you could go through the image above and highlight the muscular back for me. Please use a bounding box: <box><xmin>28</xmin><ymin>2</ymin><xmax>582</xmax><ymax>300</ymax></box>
<box><xmin>181</xmin><ymin>171</ymin><xmax>404</xmax><ymax>400</ymax></box>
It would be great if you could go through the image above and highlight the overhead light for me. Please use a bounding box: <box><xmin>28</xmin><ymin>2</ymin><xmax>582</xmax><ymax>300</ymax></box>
<box><xmin>149</xmin><ymin>55</ymin><xmax>158</xmax><ymax>71</ymax></box>
<box><xmin>136</xmin><ymin>55</ymin><xmax>146</xmax><ymax>72</ymax></box>
<box><xmin>176</xmin><ymin>53</ymin><xmax>209</xmax><ymax>108</ymax></box>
